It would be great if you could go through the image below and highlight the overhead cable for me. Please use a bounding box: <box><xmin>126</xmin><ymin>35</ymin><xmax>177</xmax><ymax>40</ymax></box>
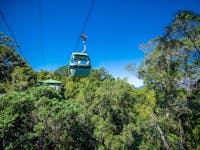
<box><xmin>0</xmin><ymin>9</ymin><xmax>26</xmax><ymax>59</ymax></box>
<box><xmin>73</xmin><ymin>0</ymin><xmax>95</xmax><ymax>51</ymax></box>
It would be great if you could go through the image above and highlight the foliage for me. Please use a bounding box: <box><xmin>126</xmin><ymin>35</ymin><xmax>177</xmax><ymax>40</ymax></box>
<box><xmin>11</xmin><ymin>66</ymin><xmax>36</xmax><ymax>91</ymax></box>
<box><xmin>36</xmin><ymin>70</ymin><xmax>54</xmax><ymax>81</ymax></box>
<box><xmin>0</xmin><ymin>86</ymin><xmax>83</xmax><ymax>149</ymax></box>
<box><xmin>54</xmin><ymin>65</ymin><xmax>69</xmax><ymax>85</ymax></box>
<box><xmin>0</xmin><ymin>32</ymin><xmax>35</xmax><ymax>92</ymax></box>
<box><xmin>138</xmin><ymin>10</ymin><xmax>200</xmax><ymax>149</ymax></box>
<box><xmin>64</xmin><ymin>69</ymin><xmax>140</xmax><ymax>149</ymax></box>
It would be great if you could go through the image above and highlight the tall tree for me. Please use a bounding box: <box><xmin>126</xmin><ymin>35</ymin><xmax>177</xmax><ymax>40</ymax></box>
<box><xmin>0</xmin><ymin>33</ymin><xmax>27</xmax><ymax>82</ymax></box>
<box><xmin>0</xmin><ymin>32</ymin><xmax>34</xmax><ymax>92</ymax></box>
<box><xmin>138</xmin><ymin>10</ymin><xmax>200</xmax><ymax>149</ymax></box>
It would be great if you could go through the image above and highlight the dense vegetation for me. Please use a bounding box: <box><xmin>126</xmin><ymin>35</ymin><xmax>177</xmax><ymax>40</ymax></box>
<box><xmin>0</xmin><ymin>11</ymin><xmax>199</xmax><ymax>149</ymax></box>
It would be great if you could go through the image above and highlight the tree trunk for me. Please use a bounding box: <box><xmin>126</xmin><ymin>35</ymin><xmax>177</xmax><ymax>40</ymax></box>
<box><xmin>155</xmin><ymin>122</ymin><xmax>170</xmax><ymax>150</ymax></box>
<box><xmin>179</xmin><ymin>119</ymin><xmax>185</xmax><ymax>150</ymax></box>
<box><xmin>146</xmin><ymin>110</ymin><xmax>170</xmax><ymax>150</ymax></box>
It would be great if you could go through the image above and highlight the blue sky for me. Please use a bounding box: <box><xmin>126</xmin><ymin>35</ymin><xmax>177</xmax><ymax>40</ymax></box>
<box><xmin>0</xmin><ymin>0</ymin><xmax>200</xmax><ymax>87</ymax></box>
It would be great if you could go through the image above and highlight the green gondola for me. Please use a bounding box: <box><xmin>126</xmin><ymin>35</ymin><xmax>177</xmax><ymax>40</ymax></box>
<box><xmin>69</xmin><ymin>52</ymin><xmax>91</xmax><ymax>77</ymax></box>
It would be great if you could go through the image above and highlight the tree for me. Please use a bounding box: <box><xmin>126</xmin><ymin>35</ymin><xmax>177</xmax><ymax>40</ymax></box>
<box><xmin>138</xmin><ymin>10</ymin><xmax>200</xmax><ymax>149</ymax></box>
<box><xmin>0</xmin><ymin>32</ymin><xmax>33</xmax><ymax>92</ymax></box>
<box><xmin>36</xmin><ymin>70</ymin><xmax>54</xmax><ymax>81</ymax></box>
<box><xmin>54</xmin><ymin>65</ymin><xmax>69</xmax><ymax>80</ymax></box>
<box><xmin>0</xmin><ymin>86</ymin><xmax>84</xmax><ymax>149</ymax></box>
<box><xmin>11</xmin><ymin>66</ymin><xmax>36</xmax><ymax>91</ymax></box>
<box><xmin>73</xmin><ymin>73</ymin><xmax>139</xmax><ymax>149</ymax></box>
<box><xmin>0</xmin><ymin>33</ymin><xmax>28</xmax><ymax>82</ymax></box>
<box><xmin>132</xmin><ymin>88</ymin><xmax>169</xmax><ymax>150</ymax></box>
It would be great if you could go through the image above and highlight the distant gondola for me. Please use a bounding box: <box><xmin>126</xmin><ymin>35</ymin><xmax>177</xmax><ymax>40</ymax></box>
<box><xmin>69</xmin><ymin>52</ymin><xmax>91</xmax><ymax>77</ymax></box>
<box><xmin>68</xmin><ymin>34</ymin><xmax>91</xmax><ymax>77</ymax></box>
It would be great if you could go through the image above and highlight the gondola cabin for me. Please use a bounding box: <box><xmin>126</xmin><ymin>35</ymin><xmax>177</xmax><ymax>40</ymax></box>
<box><xmin>69</xmin><ymin>52</ymin><xmax>91</xmax><ymax>77</ymax></box>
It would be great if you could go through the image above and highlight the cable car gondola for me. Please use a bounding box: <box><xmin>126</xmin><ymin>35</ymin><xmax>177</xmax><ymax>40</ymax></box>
<box><xmin>69</xmin><ymin>34</ymin><xmax>91</xmax><ymax>77</ymax></box>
